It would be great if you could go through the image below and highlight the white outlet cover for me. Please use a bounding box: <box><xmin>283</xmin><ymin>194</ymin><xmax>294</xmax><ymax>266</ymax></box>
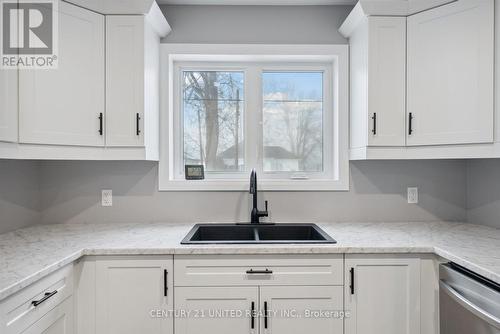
<box><xmin>407</xmin><ymin>187</ymin><xmax>418</xmax><ymax>204</ymax></box>
<box><xmin>102</xmin><ymin>189</ymin><xmax>112</xmax><ymax>207</ymax></box>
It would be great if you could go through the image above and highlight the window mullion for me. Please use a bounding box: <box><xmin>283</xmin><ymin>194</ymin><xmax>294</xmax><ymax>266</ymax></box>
<box><xmin>245</xmin><ymin>66</ymin><xmax>262</xmax><ymax>174</ymax></box>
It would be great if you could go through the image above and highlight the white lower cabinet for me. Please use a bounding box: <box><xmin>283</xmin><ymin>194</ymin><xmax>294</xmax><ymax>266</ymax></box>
<box><xmin>175</xmin><ymin>287</ymin><xmax>258</xmax><ymax>334</ymax></box>
<box><xmin>344</xmin><ymin>255</ymin><xmax>421</xmax><ymax>334</ymax></box>
<box><xmin>69</xmin><ymin>254</ymin><xmax>438</xmax><ymax>334</ymax></box>
<box><xmin>95</xmin><ymin>256</ymin><xmax>173</xmax><ymax>334</ymax></box>
<box><xmin>22</xmin><ymin>297</ymin><xmax>74</xmax><ymax>334</ymax></box>
<box><xmin>0</xmin><ymin>264</ymin><xmax>74</xmax><ymax>334</ymax></box>
<box><xmin>175</xmin><ymin>286</ymin><xmax>343</xmax><ymax>334</ymax></box>
<box><xmin>260</xmin><ymin>286</ymin><xmax>343</xmax><ymax>334</ymax></box>
<box><xmin>174</xmin><ymin>255</ymin><xmax>344</xmax><ymax>334</ymax></box>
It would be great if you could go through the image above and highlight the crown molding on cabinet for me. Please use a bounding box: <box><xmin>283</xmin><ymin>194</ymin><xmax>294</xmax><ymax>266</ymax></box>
<box><xmin>63</xmin><ymin>1</ymin><xmax>171</xmax><ymax>37</ymax></box>
<box><xmin>146</xmin><ymin>2</ymin><xmax>172</xmax><ymax>36</ymax></box>
<box><xmin>64</xmin><ymin>0</ymin><xmax>155</xmax><ymax>14</ymax></box>
<box><xmin>340</xmin><ymin>0</ymin><xmax>456</xmax><ymax>36</ymax></box>
<box><xmin>157</xmin><ymin>0</ymin><xmax>356</xmax><ymax>4</ymax></box>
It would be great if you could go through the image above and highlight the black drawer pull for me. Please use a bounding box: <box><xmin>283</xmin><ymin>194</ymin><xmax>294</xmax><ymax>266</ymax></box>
<box><xmin>372</xmin><ymin>113</ymin><xmax>377</xmax><ymax>135</ymax></box>
<box><xmin>350</xmin><ymin>268</ymin><xmax>355</xmax><ymax>295</ymax></box>
<box><xmin>408</xmin><ymin>112</ymin><xmax>414</xmax><ymax>135</ymax></box>
<box><xmin>251</xmin><ymin>301</ymin><xmax>255</xmax><ymax>329</ymax></box>
<box><xmin>98</xmin><ymin>113</ymin><xmax>103</xmax><ymax>136</ymax></box>
<box><xmin>136</xmin><ymin>113</ymin><xmax>141</xmax><ymax>136</ymax></box>
<box><xmin>246</xmin><ymin>269</ymin><xmax>273</xmax><ymax>275</ymax></box>
<box><xmin>264</xmin><ymin>301</ymin><xmax>268</xmax><ymax>329</ymax></box>
<box><xmin>32</xmin><ymin>290</ymin><xmax>58</xmax><ymax>307</ymax></box>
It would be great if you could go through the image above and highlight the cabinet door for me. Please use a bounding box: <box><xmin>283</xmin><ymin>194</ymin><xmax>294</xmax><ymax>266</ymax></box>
<box><xmin>175</xmin><ymin>287</ymin><xmax>258</xmax><ymax>334</ymax></box>
<box><xmin>260</xmin><ymin>286</ymin><xmax>343</xmax><ymax>334</ymax></box>
<box><xmin>19</xmin><ymin>1</ymin><xmax>105</xmax><ymax>146</ymax></box>
<box><xmin>407</xmin><ymin>0</ymin><xmax>494</xmax><ymax>146</ymax></box>
<box><xmin>105</xmin><ymin>16</ymin><xmax>144</xmax><ymax>147</ymax></box>
<box><xmin>367</xmin><ymin>17</ymin><xmax>406</xmax><ymax>147</ymax></box>
<box><xmin>22</xmin><ymin>297</ymin><xmax>73</xmax><ymax>334</ymax></box>
<box><xmin>96</xmin><ymin>257</ymin><xmax>173</xmax><ymax>334</ymax></box>
<box><xmin>0</xmin><ymin>69</ymin><xmax>18</xmax><ymax>142</ymax></box>
<box><xmin>344</xmin><ymin>255</ymin><xmax>420</xmax><ymax>334</ymax></box>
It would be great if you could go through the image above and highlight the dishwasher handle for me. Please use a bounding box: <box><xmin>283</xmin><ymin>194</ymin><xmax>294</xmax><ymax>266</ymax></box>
<box><xmin>440</xmin><ymin>280</ymin><xmax>500</xmax><ymax>329</ymax></box>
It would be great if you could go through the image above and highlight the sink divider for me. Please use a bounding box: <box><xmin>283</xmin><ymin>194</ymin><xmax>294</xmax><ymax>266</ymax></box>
<box><xmin>253</xmin><ymin>227</ymin><xmax>260</xmax><ymax>241</ymax></box>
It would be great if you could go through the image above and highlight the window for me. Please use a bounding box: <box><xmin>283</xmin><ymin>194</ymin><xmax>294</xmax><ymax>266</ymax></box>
<box><xmin>160</xmin><ymin>45</ymin><xmax>349</xmax><ymax>191</ymax></box>
<box><xmin>262</xmin><ymin>71</ymin><xmax>324</xmax><ymax>174</ymax></box>
<box><xmin>182</xmin><ymin>71</ymin><xmax>245</xmax><ymax>172</ymax></box>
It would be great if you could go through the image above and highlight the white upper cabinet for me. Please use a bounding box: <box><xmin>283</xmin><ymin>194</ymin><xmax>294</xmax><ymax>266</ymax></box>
<box><xmin>342</xmin><ymin>14</ymin><xmax>406</xmax><ymax>148</ymax></box>
<box><xmin>344</xmin><ymin>0</ymin><xmax>497</xmax><ymax>159</ymax></box>
<box><xmin>0</xmin><ymin>69</ymin><xmax>18</xmax><ymax>143</ymax></box>
<box><xmin>367</xmin><ymin>17</ymin><xmax>406</xmax><ymax>147</ymax></box>
<box><xmin>104</xmin><ymin>4</ymin><xmax>168</xmax><ymax>158</ymax></box>
<box><xmin>0</xmin><ymin>1</ymin><xmax>170</xmax><ymax>159</ymax></box>
<box><xmin>106</xmin><ymin>16</ymin><xmax>145</xmax><ymax>147</ymax></box>
<box><xmin>19</xmin><ymin>1</ymin><xmax>105</xmax><ymax>147</ymax></box>
<box><xmin>407</xmin><ymin>0</ymin><xmax>494</xmax><ymax>146</ymax></box>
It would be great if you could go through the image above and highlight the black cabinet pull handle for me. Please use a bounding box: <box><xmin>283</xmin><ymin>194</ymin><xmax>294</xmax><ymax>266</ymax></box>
<box><xmin>246</xmin><ymin>269</ymin><xmax>273</xmax><ymax>275</ymax></box>
<box><xmin>32</xmin><ymin>290</ymin><xmax>58</xmax><ymax>307</ymax></box>
<box><xmin>98</xmin><ymin>113</ymin><xmax>103</xmax><ymax>136</ymax></box>
<box><xmin>408</xmin><ymin>112</ymin><xmax>414</xmax><ymax>135</ymax></box>
<box><xmin>164</xmin><ymin>269</ymin><xmax>168</xmax><ymax>297</ymax></box>
<box><xmin>372</xmin><ymin>113</ymin><xmax>377</xmax><ymax>135</ymax></box>
<box><xmin>136</xmin><ymin>113</ymin><xmax>141</xmax><ymax>136</ymax></box>
<box><xmin>264</xmin><ymin>301</ymin><xmax>268</xmax><ymax>329</ymax></box>
<box><xmin>251</xmin><ymin>301</ymin><xmax>255</xmax><ymax>329</ymax></box>
<box><xmin>350</xmin><ymin>267</ymin><xmax>355</xmax><ymax>295</ymax></box>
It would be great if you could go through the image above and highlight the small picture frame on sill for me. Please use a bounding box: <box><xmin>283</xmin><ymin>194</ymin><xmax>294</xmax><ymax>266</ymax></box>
<box><xmin>184</xmin><ymin>165</ymin><xmax>205</xmax><ymax>180</ymax></box>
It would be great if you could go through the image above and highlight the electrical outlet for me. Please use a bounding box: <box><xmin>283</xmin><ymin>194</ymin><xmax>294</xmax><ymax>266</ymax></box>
<box><xmin>407</xmin><ymin>187</ymin><xmax>418</xmax><ymax>204</ymax></box>
<box><xmin>101</xmin><ymin>189</ymin><xmax>112</xmax><ymax>207</ymax></box>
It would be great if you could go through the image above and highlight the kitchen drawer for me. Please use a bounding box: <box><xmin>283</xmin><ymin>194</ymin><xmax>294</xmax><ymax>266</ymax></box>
<box><xmin>22</xmin><ymin>296</ymin><xmax>73</xmax><ymax>334</ymax></box>
<box><xmin>174</xmin><ymin>254</ymin><xmax>343</xmax><ymax>286</ymax></box>
<box><xmin>0</xmin><ymin>264</ymin><xmax>74</xmax><ymax>334</ymax></box>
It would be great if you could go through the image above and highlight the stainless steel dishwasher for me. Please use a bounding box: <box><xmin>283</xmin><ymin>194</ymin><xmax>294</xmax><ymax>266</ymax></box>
<box><xmin>440</xmin><ymin>263</ymin><xmax>500</xmax><ymax>334</ymax></box>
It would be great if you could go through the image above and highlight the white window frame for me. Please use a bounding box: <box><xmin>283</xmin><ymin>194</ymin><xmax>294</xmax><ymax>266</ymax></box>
<box><xmin>159</xmin><ymin>44</ymin><xmax>349</xmax><ymax>191</ymax></box>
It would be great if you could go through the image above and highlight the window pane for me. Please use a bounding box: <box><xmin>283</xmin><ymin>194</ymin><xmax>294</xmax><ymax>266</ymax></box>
<box><xmin>183</xmin><ymin>71</ymin><xmax>244</xmax><ymax>172</ymax></box>
<box><xmin>262</xmin><ymin>72</ymin><xmax>323</xmax><ymax>173</ymax></box>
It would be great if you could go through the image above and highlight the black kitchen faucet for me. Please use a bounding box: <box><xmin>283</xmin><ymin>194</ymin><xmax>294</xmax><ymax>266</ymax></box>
<box><xmin>249</xmin><ymin>169</ymin><xmax>269</xmax><ymax>224</ymax></box>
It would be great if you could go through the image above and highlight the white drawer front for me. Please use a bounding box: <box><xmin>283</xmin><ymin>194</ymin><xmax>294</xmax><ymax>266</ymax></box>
<box><xmin>22</xmin><ymin>296</ymin><xmax>73</xmax><ymax>334</ymax></box>
<box><xmin>174</xmin><ymin>255</ymin><xmax>343</xmax><ymax>286</ymax></box>
<box><xmin>0</xmin><ymin>265</ymin><xmax>74</xmax><ymax>334</ymax></box>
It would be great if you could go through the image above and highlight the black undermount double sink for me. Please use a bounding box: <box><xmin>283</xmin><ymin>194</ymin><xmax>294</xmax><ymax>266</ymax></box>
<box><xmin>181</xmin><ymin>223</ymin><xmax>336</xmax><ymax>244</ymax></box>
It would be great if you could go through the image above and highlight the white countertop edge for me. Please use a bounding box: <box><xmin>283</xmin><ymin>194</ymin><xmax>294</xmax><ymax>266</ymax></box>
<box><xmin>0</xmin><ymin>244</ymin><xmax>496</xmax><ymax>301</ymax></box>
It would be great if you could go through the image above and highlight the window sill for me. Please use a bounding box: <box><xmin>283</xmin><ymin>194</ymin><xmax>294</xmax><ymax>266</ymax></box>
<box><xmin>158</xmin><ymin>179</ymin><xmax>349</xmax><ymax>192</ymax></box>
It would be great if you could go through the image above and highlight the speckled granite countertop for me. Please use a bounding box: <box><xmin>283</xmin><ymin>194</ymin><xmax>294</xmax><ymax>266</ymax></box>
<box><xmin>0</xmin><ymin>221</ymin><xmax>499</xmax><ymax>300</ymax></box>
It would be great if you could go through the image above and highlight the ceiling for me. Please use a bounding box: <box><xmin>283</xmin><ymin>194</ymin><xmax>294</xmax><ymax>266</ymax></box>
<box><xmin>157</xmin><ymin>0</ymin><xmax>356</xmax><ymax>5</ymax></box>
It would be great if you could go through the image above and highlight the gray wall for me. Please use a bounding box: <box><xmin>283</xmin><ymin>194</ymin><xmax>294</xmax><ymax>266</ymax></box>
<box><xmin>38</xmin><ymin>160</ymin><xmax>467</xmax><ymax>224</ymax></box>
<box><xmin>467</xmin><ymin>159</ymin><xmax>500</xmax><ymax>228</ymax></box>
<box><xmin>0</xmin><ymin>160</ymin><xmax>40</xmax><ymax>234</ymax></box>
<box><xmin>0</xmin><ymin>5</ymin><xmax>481</xmax><ymax>232</ymax></box>
<box><xmin>160</xmin><ymin>5</ymin><xmax>352</xmax><ymax>44</ymax></box>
